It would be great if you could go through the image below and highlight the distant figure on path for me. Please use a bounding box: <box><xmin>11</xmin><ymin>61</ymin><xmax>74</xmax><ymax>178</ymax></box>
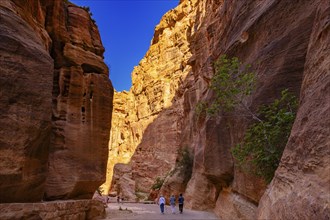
<box><xmin>158</xmin><ymin>195</ymin><xmax>166</xmax><ymax>214</ymax></box>
<box><xmin>117</xmin><ymin>196</ymin><xmax>120</xmax><ymax>203</ymax></box>
<box><xmin>178</xmin><ymin>193</ymin><xmax>184</xmax><ymax>214</ymax></box>
<box><xmin>170</xmin><ymin>195</ymin><xmax>176</xmax><ymax>214</ymax></box>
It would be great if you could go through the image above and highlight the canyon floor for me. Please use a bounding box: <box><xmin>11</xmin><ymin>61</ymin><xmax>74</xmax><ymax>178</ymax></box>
<box><xmin>104</xmin><ymin>203</ymin><xmax>219</xmax><ymax>219</ymax></box>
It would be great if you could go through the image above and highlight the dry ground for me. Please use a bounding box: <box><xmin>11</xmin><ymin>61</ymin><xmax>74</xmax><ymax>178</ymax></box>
<box><xmin>103</xmin><ymin>202</ymin><xmax>219</xmax><ymax>220</ymax></box>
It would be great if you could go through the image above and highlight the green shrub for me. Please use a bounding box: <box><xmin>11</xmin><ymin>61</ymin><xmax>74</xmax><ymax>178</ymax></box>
<box><xmin>97</xmin><ymin>186</ymin><xmax>104</xmax><ymax>195</ymax></box>
<box><xmin>177</xmin><ymin>147</ymin><xmax>193</xmax><ymax>169</ymax></box>
<box><xmin>176</xmin><ymin>147</ymin><xmax>193</xmax><ymax>184</ymax></box>
<box><xmin>197</xmin><ymin>55</ymin><xmax>298</xmax><ymax>183</ymax></box>
<box><xmin>231</xmin><ymin>89</ymin><xmax>298</xmax><ymax>183</ymax></box>
<box><xmin>151</xmin><ymin>177</ymin><xmax>165</xmax><ymax>190</ymax></box>
<box><xmin>81</xmin><ymin>6</ymin><xmax>97</xmax><ymax>25</ymax></box>
<box><xmin>207</xmin><ymin>55</ymin><xmax>255</xmax><ymax>115</ymax></box>
<box><xmin>195</xmin><ymin>101</ymin><xmax>207</xmax><ymax>116</ymax></box>
<box><xmin>82</xmin><ymin>6</ymin><xmax>91</xmax><ymax>13</ymax></box>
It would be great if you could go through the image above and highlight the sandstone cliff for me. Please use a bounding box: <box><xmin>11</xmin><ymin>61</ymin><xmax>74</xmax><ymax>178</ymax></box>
<box><xmin>0</xmin><ymin>0</ymin><xmax>113</xmax><ymax>203</ymax></box>
<box><xmin>103</xmin><ymin>0</ymin><xmax>196</xmax><ymax>200</ymax></box>
<box><xmin>107</xmin><ymin>0</ymin><xmax>329</xmax><ymax>219</ymax></box>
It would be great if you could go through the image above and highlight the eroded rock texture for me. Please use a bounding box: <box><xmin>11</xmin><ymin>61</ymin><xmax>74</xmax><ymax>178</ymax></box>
<box><xmin>0</xmin><ymin>200</ymin><xmax>105</xmax><ymax>220</ymax></box>
<box><xmin>108</xmin><ymin>0</ymin><xmax>329</xmax><ymax>219</ymax></box>
<box><xmin>257</xmin><ymin>1</ymin><xmax>330</xmax><ymax>219</ymax></box>
<box><xmin>0</xmin><ymin>0</ymin><xmax>113</xmax><ymax>203</ymax></box>
<box><xmin>102</xmin><ymin>91</ymin><xmax>137</xmax><ymax>196</ymax></box>
<box><xmin>0</xmin><ymin>0</ymin><xmax>54</xmax><ymax>203</ymax></box>
<box><xmin>44</xmin><ymin>1</ymin><xmax>113</xmax><ymax>201</ymax></box>
<box><xmin>104</xmin><ymin>0</ymin><xmax>197</xmax><ymax>200</ymax></box>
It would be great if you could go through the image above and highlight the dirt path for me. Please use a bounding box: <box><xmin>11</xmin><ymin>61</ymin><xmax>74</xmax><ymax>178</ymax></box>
<box><xmin>103</xmin><ymin>203</ymin><xmax>219</xmax><ymax>220</ymax></box>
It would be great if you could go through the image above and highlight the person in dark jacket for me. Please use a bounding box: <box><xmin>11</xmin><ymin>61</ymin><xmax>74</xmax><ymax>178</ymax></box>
<box><xmin>178</xmin><ymin>193</ymin><xmax>184</xmax><ymax>214</ymax></box>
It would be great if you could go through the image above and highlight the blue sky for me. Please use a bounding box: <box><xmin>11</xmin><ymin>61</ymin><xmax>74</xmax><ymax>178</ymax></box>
<box><xmin>70</xmin><ymin>0</ymin><xmax>179</xmax><ymax>91</ymax></box>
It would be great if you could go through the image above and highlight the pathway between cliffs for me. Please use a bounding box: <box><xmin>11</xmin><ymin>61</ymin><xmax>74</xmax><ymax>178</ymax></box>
<box><xmin>104</xmin><ymin>203</ymin><xmax>219</xmax><ymax>220</ymax></box>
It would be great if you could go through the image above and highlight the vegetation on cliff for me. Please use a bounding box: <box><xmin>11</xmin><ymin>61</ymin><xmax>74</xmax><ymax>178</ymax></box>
<box><xmin>175</xmin><ymin>147</ymin><xmax>193</xmax><ymax>184</ymax></box>
<box><xmin>151</xmin><ymin>177</ymin><xmax>165</xmax><ymax>190</ymax></box>
<box><xmin>232</xmin><ymin>89</ymin><xmax>297</xmax><ymax>183</ymax></box>
<box><xmin>151</xmin><ymin>147</ymin><xmax>193</xmax><ymax>191</ymax></box>
<box><xmin>196</xmin><ymin>55</ymin><xmax>297</xmax><ymax>183</ymax></box>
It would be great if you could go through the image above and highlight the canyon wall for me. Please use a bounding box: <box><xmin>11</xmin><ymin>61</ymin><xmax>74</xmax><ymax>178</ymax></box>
<box><xmin>0</xmin><ymin>200</ymin><xmax>105</xmax><ymax>220</ymax></box>
<box><xmin>257</xmin><ymin>1</ymin><xmax>330</xmax><ymax>218</ymax></box>
<box><xmin>0</xmin><ymin>0</ymin><xmax>113</xmax><ymax>204</ymax></box>
<box><xmin>108</xmin><ymin>0</ymin><xmax>329</xmax><ymax>219</ymax></box>
<box><xmin>104</xmin><ymin>0</ymin><xmax>197</xmax><ymax>200</ymax></box>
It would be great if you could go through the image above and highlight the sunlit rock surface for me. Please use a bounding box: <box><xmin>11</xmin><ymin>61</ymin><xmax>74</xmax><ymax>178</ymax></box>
<box><xmin>108</xmin><ymin>0</ymin><xmax>329</xmax><ymax>219</ymax></box>
<box><xmin>104</xmin><ymin>0</ymin><xmax>197</xmax><ymax>199</ymax></box>
<box><xmin>101</xmin><ymin>91</ymin><xmax>137</xmax><ymax>196</ymax></box>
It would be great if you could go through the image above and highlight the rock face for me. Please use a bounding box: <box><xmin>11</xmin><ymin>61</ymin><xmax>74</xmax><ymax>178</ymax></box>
<box><xmin>101</xmin><ymin>91</ymin><xmax>137</xmax><ymax>196</ymax></box>
<box><xmin>257</xmin><ymin>1</ymin><xmax>330</xmax><ymax>219</ymax></box>
<box><xmin>104</xmin><ymin>0</ymin><xmax>196</xmax><ymax>200</ymax></box>
<box><xmin>184</xmin><ymin>0</ymin><xmax>317</xmax><ymax>213</ymax></box>
<box><xmin>44</xmin><ymin>1</ymin><xmax>113</xmax><ymax>200</ymax></box>
<box><xmin>0</xmin><ymin>1</ymin><xmax>54</xmax><ymax>203</ymax></box>
<box><xmin>0</xmin><ymin>0</ymin><xmax>113</xmax><ymax>203</ymax></box>
<box><xmin>108</xmin><ymin>0</ymin><xmax>329</xmax><ymax>219</ymax></box>
<box><xmin>0</xmin><ymin>200</ymin><xmax>105</xmax><ymax>220</ymax></box>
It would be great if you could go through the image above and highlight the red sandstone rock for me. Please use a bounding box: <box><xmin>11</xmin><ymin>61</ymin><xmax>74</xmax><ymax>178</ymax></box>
<box><xmin>104</xmin><ymin>0</ymin><xmax>197</xmax><ymax>198</ymax></box>
<box><xmin>0</xmin><ymin>0</ymin><xmax>113</xmax><ymax>202</ymax></box>
<box><xmin>215</xmin><ymin>187</ymin><xmax>257</xmax><ymax>220</ymax></box>
<box><xmin>108</xmin><ymin>0</ymin><xmax>329</xmax><ymax>219</ymax></box>
<box><xmin>0</xmin><ymin>200</ymin><xmax>105</xmax><ymax>220</ymax></box>
<box><xmin>0</xmin><ymin>1</ymin><xmax>53</xmax><ymax>202</ymax></box>
<box><xmin>183</xmin><ymin>1</ymin><xmax>325</xmax><ymax>219</ymax></box>
<box><xmin>257</xmin><ymin>0</ymin><xmax>330</xmax><ymax>219</ymax></box>
<box><xmin>44</xmin><ymin>1</ymin><xmax>113</xmax><ymax>200</ymax></box>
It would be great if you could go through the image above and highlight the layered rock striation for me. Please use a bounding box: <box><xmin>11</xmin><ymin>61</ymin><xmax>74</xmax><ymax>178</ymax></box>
<box><xmin>0</xmin><ymin>0</ymin><xmax>54</xmax><ymax>203</ymax></box>
<box><xmin>0</xmin><ymin>0</ymin><xmax>113</xmax><ymax>203</ymax></box>
<box><xmin>0</xmin><ymin>200</ymin><xmax>105</xmax><ymax>220</ymax></box>
<box><xmin>257</xmin><ymin>1</ymin><xmax>330</xmax><ymax>218</ymax></box>
<box><xmin>103</xmin><ymin>0</ymin><xmax>197</xmax><ymax>200</ymax></box>
<box><xmin>108</xmin><ymin>0</ymin><xmax>329</xmax><ymax>219</ymax></box>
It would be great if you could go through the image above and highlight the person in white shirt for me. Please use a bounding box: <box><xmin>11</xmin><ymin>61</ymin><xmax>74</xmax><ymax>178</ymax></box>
<box><xmin>158</xmin><ymin>195</ymin><xmax>166</xmax><ymax>214</ymax></box>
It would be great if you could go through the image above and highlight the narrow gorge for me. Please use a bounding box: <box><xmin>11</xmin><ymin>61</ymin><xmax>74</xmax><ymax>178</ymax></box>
<box><xmin>0</xmin><ymin>0</ymin><xmax>329</xmax><ymax>219</ymax></box>
<box><xmin>105</xmin><ymin>0</ymin><xmax>329</xmax><ymax>219</ymax></box>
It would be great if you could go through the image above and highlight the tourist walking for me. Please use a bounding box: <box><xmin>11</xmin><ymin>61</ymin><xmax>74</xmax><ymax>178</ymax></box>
<box><xmin>158</xmin><ymin>195</ymin><xmax>166</xmax><ymax>214</ymax></box>
<box><xmin>178</xmin><ymin>193</ymin><xmax>184</xmax><ymax>214</ymax></box>
<box><xmin>170</xmin><ymin>195</ymin><xmax>176</xmax><ymax>214</ymax></box>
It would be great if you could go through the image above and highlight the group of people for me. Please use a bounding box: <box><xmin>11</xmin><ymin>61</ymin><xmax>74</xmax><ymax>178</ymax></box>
<box><xmin>116</xmin><ymin>196</ymin><xmax>124</xmax><ymax>204</ymax></box>
<box><xmin>158</xmin><ymin>193</ymin><xmax>184</xmax><ymax>214</ymax></box>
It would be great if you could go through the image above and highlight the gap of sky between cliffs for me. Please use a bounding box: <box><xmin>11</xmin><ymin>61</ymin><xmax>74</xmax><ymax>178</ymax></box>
<box><xmin>70</xmin><ymin>0</ymin><xmax>179</xmax><ymax>92</ymax></box>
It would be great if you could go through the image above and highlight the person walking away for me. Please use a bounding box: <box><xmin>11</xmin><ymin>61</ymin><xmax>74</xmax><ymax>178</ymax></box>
<box><xmin>170</xmin><ymin>195</ymin><xmax>176</xmax><ymax>214</ymax></box>
<box><xmin>178</xmin><ymin>193</ymin><xmax>184</xmax><ymax>214</ymax></box>
<box><xmin>158</xmin><ymin>195</ymin><xmax>166</xmax><ymax>214</ymax></box>
<box><xmin>107</xmin><ymin>194</ymin><xmax>111</xmax><ymax>203</ymax></box>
